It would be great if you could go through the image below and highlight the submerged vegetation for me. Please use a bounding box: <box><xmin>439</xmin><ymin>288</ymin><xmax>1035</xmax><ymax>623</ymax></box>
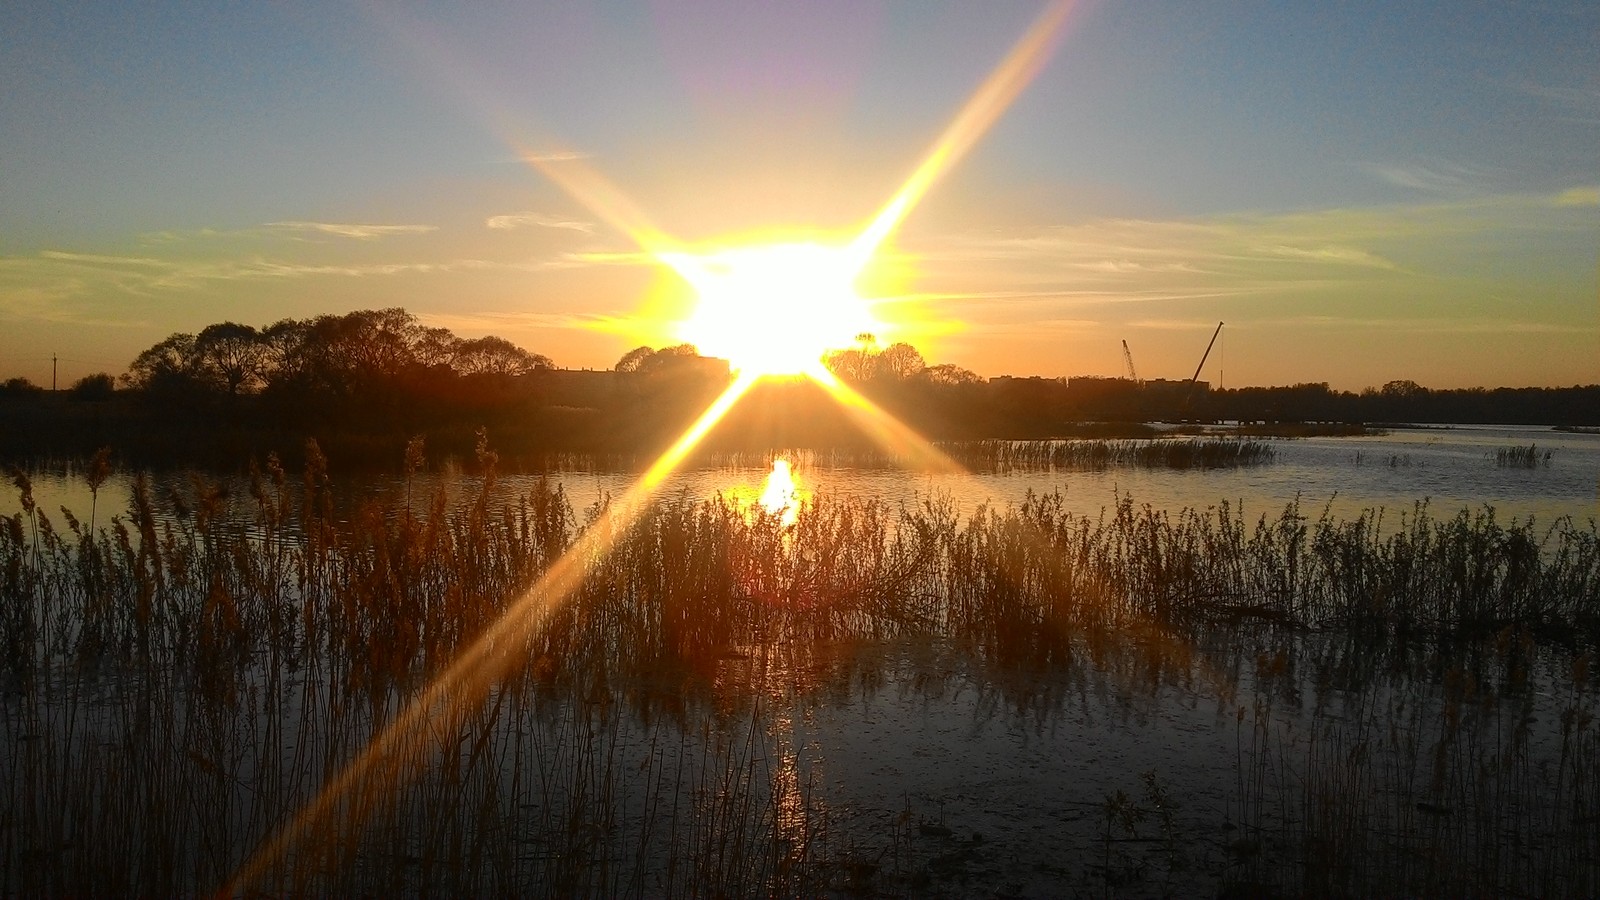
<box><xmin>1495</xmin><ymin>443</ymin><xmax>1554</xmax><ymax>468</ymax></box>
<box><xmin>3</xmin><ymin>448</ymin><xmax>1599</xmax><ymax>895</ymax></box>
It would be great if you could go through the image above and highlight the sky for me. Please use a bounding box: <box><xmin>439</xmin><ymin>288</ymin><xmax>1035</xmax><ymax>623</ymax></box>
<box><xmin>1</xmin><ymin>0</ymin><xmax>1595</xmax><ymax>391</ymax></box>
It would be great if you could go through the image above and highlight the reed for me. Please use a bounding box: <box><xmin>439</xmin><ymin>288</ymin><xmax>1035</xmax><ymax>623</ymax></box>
<box><xmin>2</xmin><ymin>451</ymin><xmax>1597</xmax><ymax>895</ymax></box>
<box><xmin>1494</xmin><ymin>444</ymin><xmax>1552</xmax><ymax>467</ymax></box>
<box><xmin>942</xmin><ymin>437</ymin><xmax>1278</xmax><ymax>472</ymax></box>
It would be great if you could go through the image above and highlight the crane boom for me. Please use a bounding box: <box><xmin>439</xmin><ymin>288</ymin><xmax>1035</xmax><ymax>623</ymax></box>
<box><xmin>1189</xmin><ymin>322</ymin><xmax>1223</xmax><ymax>385</ymax></box>
<box><xmin>1121</xmin><ymin>340</ymin><xmax>1138</xmax><ymax>382</ymax></box>
<box><xmin>1181</xmin><ymin>321</ymin><xmax>1224</xmax><ymax>414</ymax></box>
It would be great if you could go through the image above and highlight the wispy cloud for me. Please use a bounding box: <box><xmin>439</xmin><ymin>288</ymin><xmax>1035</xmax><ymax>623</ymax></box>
<box><xmin>418</xmin><ymin>309</ymin><xmax>636</xmax><ymax>335</ymax></box>
<box><xmin>1554</xmin><ymin>185</ymin><xmax>1600</xmax><ymax>207</ymax></box>
<box><xmin>266</xmin><ymin>221</ymin><xmax>437</xmax><ymax>240</ymax></box>
<box><xmin>37</xmin><ymin>250</ymin><xmax>175</xmax><ymax>268</ymax></box>
<box><xmin>1073</xmin><ymin>259</ymin><xmax>1203</xmax><ymax>275</ymax></box>
<box><xmin>520</xmin><ymin>150</ymin><xmax>590</xmax><ymax>164</ymax></box>
<box><xmin>560</xmin><ymin>250</ymin><xmax>655</xmax><ymax>267</ymax></box>
<box><xmin>887</xmin><ymin>287</ymin><xmax>1255</xmax><ymax>307</ymax></box>
<box><xmin>1518</xmin><ymin>81</ymin><xmax>1600</xmax><ymax>125</ymax></box>
<box><xmin>1363</xmin><ymin>159</ymin><xmax>1488</xmax><ymax>194</ymax></box>
<box><xmin>918</xmin><ymin>190</ymin><xmax>1593</xmax><ymax>290</ymax></box>
<box><xmin>1126</xmin><ymin>318</ymin><xmax>1237</xmax><ymax>332</ymax></box>
<box><xmin>485</xmin><ymin>212</ymin><xmax>596</xmax><ymax>233</ymax></box>
<box><xmin>1247</xmin><ymin>314</ymin><xmax>1596</xmax><ymax>336</ymax></box>
<box><xmin>1255</xmin><ymin>244</ymin><xmax>1397</xmax><ymax>270</ymax></box>
<box><xmin>135</xmin><ymin>227</ymin><xmax>240</xmax><ymax>245</ymax></box>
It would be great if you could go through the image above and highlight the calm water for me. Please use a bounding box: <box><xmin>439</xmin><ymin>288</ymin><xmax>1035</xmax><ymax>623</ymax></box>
<box><xmin>8</xmin><ymin>425</ymin><xmax>1597</xmax><ymax>530</ymax></box>
<box><xmin>6</xmin><ymin>424</ymin><xmax>1599</xmax><ymax>895</ymax></box>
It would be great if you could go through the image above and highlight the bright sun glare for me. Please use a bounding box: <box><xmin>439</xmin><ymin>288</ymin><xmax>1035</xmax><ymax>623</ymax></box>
<box><xmin>225</xmin><ymin>3</ymin><xmax>1077</xmax><ymax>892</ymax></box>
<box><xmin>660</xmin><ymin>241</ymin><xmax>882</xmax><ymax>377</ymax></box>
<box><xmin>758</xmin><ymin>458</ymin><xmax>800</xmax><ymax>525</ymax></box>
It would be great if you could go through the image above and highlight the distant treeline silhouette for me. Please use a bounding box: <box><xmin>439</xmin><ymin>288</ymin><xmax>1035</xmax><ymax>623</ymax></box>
<box><xmin>0</xmin><ymin>308</ymin><xmax>1595</xmax><ymax>469</ymax></box>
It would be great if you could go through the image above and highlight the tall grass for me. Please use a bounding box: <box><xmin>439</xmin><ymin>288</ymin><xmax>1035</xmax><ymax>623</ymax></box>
<box><xmin>2</xmin><ymin>449</ymin><xmax>1597</xmax><ymax>895</ymax></box>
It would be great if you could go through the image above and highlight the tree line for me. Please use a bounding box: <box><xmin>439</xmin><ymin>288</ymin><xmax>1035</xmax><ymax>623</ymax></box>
<box><xmin>0</xmin><ymin>308</ymin><xmax>1594</xmax><ymax>468</ymax></box>
<box><xmin>122</xmin><ymin>308</ymin><xmax>553</xmax><ymax>405</ymax></box>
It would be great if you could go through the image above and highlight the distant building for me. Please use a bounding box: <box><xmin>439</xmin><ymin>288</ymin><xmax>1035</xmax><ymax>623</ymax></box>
<box><xmin>1144</xmin><ymin>378</ymin><xmax>1207</xmax><ymax>404</ymax></box>
<box><xmin>1064</xmin><ymin>376</ymin><xmax>1207</xmax><ymax>399</ymax></box>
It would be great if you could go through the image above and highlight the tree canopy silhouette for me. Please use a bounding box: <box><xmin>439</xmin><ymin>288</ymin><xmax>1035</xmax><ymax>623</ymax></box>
<box><xmin>5</xmin><ymin>310</ymin><xmax>1590</xmax><ymax>470</ymax></box>
<box><xmin>124</xmin><ymin>308</ymin><xmax>555</xmax><ymax>403</ymax></box>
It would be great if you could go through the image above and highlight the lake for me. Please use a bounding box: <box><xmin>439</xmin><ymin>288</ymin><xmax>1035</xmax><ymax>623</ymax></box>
<box><xmin>9</xmin><ymin>424</ymin><xmax>1598</xmax><ymax>532</ymax></box>
<box><xmin>4</xmin><ymin>424</ymin><xmax>1599</xmax><ymax>896</ymax></box>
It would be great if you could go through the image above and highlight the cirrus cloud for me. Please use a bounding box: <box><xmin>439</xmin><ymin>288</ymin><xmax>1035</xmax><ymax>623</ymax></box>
<box><xmin>266</xmin><ymin>221</ymin><xmax>437</xmax><ymax>240</ymax></box>
<box><xmin>485</xmin><ymin>212</ymin><xmax>596</xmax><ymax>233</ymax></box>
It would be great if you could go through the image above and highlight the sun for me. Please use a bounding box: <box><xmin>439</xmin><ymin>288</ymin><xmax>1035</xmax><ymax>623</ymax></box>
<box><xmin>659</xmin><ymin>240</ymin><xmax>884</xmax><ymax>377</ymax></box>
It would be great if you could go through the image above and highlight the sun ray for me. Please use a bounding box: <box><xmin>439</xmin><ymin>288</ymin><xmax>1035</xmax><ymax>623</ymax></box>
<box><xmin>852</xmin><ymin>0</ymin><xmax>1076</xmax><ymax>262</ymax></box>
<box><xmin>218</xmin><ymin>373</ymin><xmax>757</xmax><ymax>896</ymax></box>
<box><xmin>521</xmin><ymin>148</ymin><xmax>680</xmax><ymax>256</ymax></box>
<box><xmin>226</xmin><ymin>3</ymin><xmax>1079</xmax><ymax>890</ymax></box>
<box><xmin>806</xmin><ymin>366</ymin><xmax>967</xmax><ymax>475</ymax></box>
<box><xmin>637</xmin><ymin>368</ymin><xmax>762</xmax><ymax>490</ymax></box>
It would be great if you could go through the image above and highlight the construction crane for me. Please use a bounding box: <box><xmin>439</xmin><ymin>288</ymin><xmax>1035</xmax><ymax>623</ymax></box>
<box><xmin>1188</xmin><ymin>322</ymin><xmax>1223</xmax><ymax>385</ymax></box>
<box><xmin>1121</xmin><ymin>340</ymin><xmax>1139</xmax><ymax>383</ymax></box>
<box><xmin>1182</xmin><ymin>321</ymin><xmax>1224</xmax><ymax>412</ymax></box>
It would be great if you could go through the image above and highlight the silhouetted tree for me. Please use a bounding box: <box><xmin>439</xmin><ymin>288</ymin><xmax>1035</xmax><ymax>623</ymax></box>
<box><xmin>452</xmin><ymin>336</ymin><xmax>553</xmax><ymax>376</ymax></box>
<box><xmin>614</xmin><ymin>346</ymin><xmax>656</xmax><ymax>372</ymax></box>
<box><xmin>637</xmin><ymin>343</ymin><xmax>703</xmax><ymax>376</ymax></box>
<box><xmin>258</xmin><ymin>318</ymin><xmax>311</xmax><ymax>387</ymax></box>
<box><xmin>194</xmin><ymin>322</ymin><xmax>266</xmax><ymax>395</ymax></box>
<box><xmin>69</xmin><ymin>373</ymin><xmax>116</xmax><ymax>401</ymax></box>
<box><xmin>0</xmin><ymin>377</ymin><xmax>45</xmax><ymax>399</ymax></box>
<box><xmin>922</xmin><ymin>363</ymin><xmax>983</xmax><ymax>386</ymax></box>
<box><xmin>413</xmin><ymin>327</ymin><xmax>460</xmax><ymax>367</ymax></box>
<box><xmin>123</xmin><ymin>333</ymin><xmax>200</xmax><ymax>395</ymax></box>
<box><xmin>875</xmin><ymin>342</ymin><xmax>926</xmax><ymax>380</ymax></box>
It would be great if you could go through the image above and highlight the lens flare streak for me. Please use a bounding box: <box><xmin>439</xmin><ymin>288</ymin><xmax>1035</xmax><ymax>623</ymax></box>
<box><xmin>852</xmin><ymin>0</ymin><xmax>1076</xmax><ymax>260</ymax></box>
<box><xmin>523</xmin><ymin>149</ymin><xmax>678</xmax><ymax>257</ymax></box>
<box><xmin>807</xmin><ymin>367</ymin><xmax>966</xmax><ymax>475</ymax></box>
<box><xmin>224</xmin><ymin>2</ymin><xmax>1079</xmax><ymax>890</ymax></box>
<box><xmin>219</xmin><ymin>373</ymin><xmax>758</xmax><ymax>896</ymax></box>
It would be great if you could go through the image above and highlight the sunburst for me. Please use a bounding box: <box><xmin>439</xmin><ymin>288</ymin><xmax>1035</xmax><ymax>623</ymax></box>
<box><xmin>222</xmin><ymin>2</ymin><xmax>1077</xmax><ymax>892</ymax></box>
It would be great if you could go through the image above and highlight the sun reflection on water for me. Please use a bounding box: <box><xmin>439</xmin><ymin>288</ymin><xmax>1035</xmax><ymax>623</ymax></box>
<box><xmin>759</xmin><ymin>458</ymin><xmax>801</xmax><ymax>527</ymax></box>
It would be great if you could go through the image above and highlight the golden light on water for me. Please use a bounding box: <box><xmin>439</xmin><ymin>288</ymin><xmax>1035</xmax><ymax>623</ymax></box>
<box><xmin>224</xmin><ymin>3</ymin><xmax>1077</xmax><ymax>892</ymax></box>
<box><xmin>758</xmin><ymin>458</ymin><xmax>800</xmax><ymax>526</ymax></box>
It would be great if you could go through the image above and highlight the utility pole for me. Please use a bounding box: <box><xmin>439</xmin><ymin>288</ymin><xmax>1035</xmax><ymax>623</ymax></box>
<box><xmin>52</xmin><ymin>354</ymin><xmax>57</xmax><ymax>392</ymax></box>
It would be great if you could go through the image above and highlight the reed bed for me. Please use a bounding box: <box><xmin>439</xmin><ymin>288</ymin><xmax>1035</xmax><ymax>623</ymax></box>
<box><xmin>942</xmin><ymin>437</ymin><xmax>1278</xmax><ymax>473</ymax></box>
<box><xmin>574</xmin><ymin>438</ymin><xmax>1282</xmax><ymax>474</ymax></box>
<box><xmin>2</xmin><ymin>448</ymin><xmax>1598</xmax><ymax>896</ymax></box>
<box><xmin>1494</xmin><ymin>443</ymin><xmax>1553</xmax><ymax>467</ymax></box>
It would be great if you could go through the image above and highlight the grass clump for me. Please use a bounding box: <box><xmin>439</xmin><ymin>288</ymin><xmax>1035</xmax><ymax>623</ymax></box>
<box><xmin>1494</xmin><ymin>444</ymin><xmax>1552</xmax><ymax>467</ymax></box>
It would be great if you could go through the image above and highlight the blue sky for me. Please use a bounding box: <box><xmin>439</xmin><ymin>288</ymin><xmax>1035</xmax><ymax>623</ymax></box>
<box><xmin>1</xmin><ymin>0</ymin><xmax>1595</xmax><ymax>389</ymax></box>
